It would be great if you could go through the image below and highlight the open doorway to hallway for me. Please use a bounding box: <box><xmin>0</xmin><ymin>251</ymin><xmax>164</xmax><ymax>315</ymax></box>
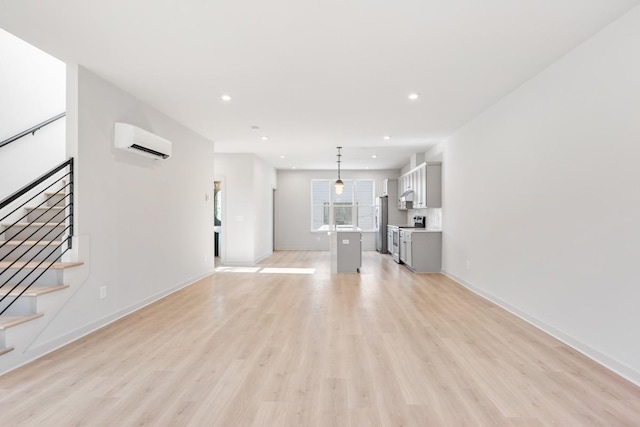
<box><xmin>214</xmin><ymin>181</ymin><xmax>222</xmax><ymax>260</ymax></box>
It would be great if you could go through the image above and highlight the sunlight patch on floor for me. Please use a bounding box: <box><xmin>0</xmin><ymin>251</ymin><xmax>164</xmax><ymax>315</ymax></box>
<box><xmin>259</xmin><ymin>268</ymin><xmax>316</xmax><ymax>275</ymax></box>
<box><xmin>215</xmin><ymin>266</ymin><xmax>316</xmax><ymax>275</ymax></box>
<box><xmin>215</xmin><ymin>267</ymin><xmax>261</xmax><ymax>273</ymax></box>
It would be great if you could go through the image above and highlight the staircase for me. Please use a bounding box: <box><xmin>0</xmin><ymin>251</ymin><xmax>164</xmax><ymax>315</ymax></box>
<box><xmin>0</xmin><ymin>159</ymin><xmax>82</xmax><ymax>357</ymax></box>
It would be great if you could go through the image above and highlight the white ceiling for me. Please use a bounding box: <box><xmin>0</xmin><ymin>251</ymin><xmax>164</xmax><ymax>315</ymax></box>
<box><xmin>1</xmin><ymin>0</ymin><xmax>638</xmax><ymax>170</ymax></box>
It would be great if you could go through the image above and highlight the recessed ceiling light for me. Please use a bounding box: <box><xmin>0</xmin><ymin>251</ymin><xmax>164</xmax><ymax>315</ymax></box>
<box><xmin>280</xmin><ymin>155</ymin><xmax>285</xmax><ymax>158</ymax></box>
<box><xmin>408</xmin><ymin>93</ymin><xmax>419</xmax><ymax>100</ymax></box>
<box><xmin>261</xmin><ymin>136</ymin><xmax>268</xmax><ymax>141</ymax></box>
<box><xmin>372</xmin><ymin>155</ymin><xmax>377</xmax><ymax>159</ymax></box>
<box><xmin>292</xmin><ymin>166</ymin><xmax>296</xmax><ymax>169</ymax></box>
<box><xmin>365</xmin><ymin>167</ymin><xmax>369</xmax><ymax>170</ymax></box>
<box><xmin>383</xmin><ymin>135</ymin><xmax>391</xmax><ymax>140</ymax></box>
<box><xmin>221</xmin><ymin>94</ymin><xmax>232</xmax><ymax>101</ymax></box>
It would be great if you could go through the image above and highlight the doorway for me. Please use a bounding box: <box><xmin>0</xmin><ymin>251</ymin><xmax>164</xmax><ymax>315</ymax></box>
<box><xmin>272</xmin><ymin>188</ymin><xmax>276</xmax><ymax>251</ymax></box>
<box><xmin>214</xmin><ymin>181</ymin><xmax>222</xmax><ymax>258</ymax></box>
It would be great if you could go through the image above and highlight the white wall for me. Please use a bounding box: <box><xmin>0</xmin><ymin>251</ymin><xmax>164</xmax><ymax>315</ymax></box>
<box><xmin>0</xmin><ymin>29</ymin><xmax>65</xmax><ymax>199</ymax></box>
<box><xmin>425</xmin><ymin>142</ymin><xmax>444</xmax><ymax>162</ymax></box>
<box><xmin>214</xmin><ymin>153</ymin><xmax>277</xmax><ymax>265</ymax></box>
<box><xmin>215</xmin><ymin>154</ymin><xmax>254</xmax><ymax>265</ymax></box>
<box><xmin>276</xmin><ymin>169</ymin><xmax>403</xmax><ymax>251</ymax></box>
<box><xmin>253</xmin><ymin>157</ymin><xmax>277</xmax><ymax>262</ymax></box>
<box><xmin>24</xmin><ymin>65</ymin><xmax>215</xmax><ymax>356</ymax></box>
<box><xmin>441</xmin><ymin>5</ymin><xmax>640</xmax><ymax>384</ymax></box>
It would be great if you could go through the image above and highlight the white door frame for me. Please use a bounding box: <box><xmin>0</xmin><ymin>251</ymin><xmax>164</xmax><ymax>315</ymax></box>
<box><xmin>214</xmin><ymin>176</ymin><xmax>226</xmax><ymax>265</ymax></box>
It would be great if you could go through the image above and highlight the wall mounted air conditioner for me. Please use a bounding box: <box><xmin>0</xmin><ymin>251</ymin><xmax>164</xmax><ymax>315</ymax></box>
<box><xmin>114</xmin><ymin>123</ymin><xmax>172</xmax><ymax>160</ymax></box>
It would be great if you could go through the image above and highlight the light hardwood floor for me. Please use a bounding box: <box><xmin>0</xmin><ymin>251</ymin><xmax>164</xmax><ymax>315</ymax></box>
<box><xmin>1</xmin><ymin>251</ymin><xmax>639</xmax><ymax>426</ymax></box>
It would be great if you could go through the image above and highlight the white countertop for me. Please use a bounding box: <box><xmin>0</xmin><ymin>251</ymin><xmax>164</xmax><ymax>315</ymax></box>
<box><xmin>388</xmin><ymin>225</ymin><xmax>442</xmax><ymax>233</ymax></box>
<box><xmin>318</xmin><ymin>225</ymin><xmax>362</xmax><ymax>232</ymax></box>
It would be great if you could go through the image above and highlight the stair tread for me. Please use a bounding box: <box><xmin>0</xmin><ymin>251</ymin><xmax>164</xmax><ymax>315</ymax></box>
<box><xmin>0</xmin><ymin>284</ymin><xmax>69</xmax><ymax>297</ymax></box>
<box><xmin>0</xmin><ymin>313</ymin><xmax>44</xmax><ymax>330</ymax></box>
<box><xmin>0</xmin><ymin>261</ymin><xmax>83</xmax><ymax>269</ymax></box>
<box><xmin>0</xmin><ymin>347</ymin><xmax>14</xmax><ymax>356</ymax></box>
<box><xmin>0</xmin><ymin>240</ymin><xmax>60</xmax><ymax>246</ymax></box>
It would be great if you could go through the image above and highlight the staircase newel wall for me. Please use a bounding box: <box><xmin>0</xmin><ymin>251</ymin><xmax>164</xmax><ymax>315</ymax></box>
<box><xmin>2</xmin><ymin>65</ymin><xmax>216</xmax><ymax>373</ymax></box>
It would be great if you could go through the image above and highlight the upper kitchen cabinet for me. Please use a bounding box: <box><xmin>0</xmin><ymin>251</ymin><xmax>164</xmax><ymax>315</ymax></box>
<box><xmin>398</xmin><ymin>162</ymin><xmax>442</xmax><ymax>209</ymax></box>
<box><xmin>382</xmin><ymin>178</ymin><xmax>397</xmax><ymax>197</ymax></box>
<box><xmin>397</xmin><ymin>174</ymin><xmax>414</xmax><ymax>210</ymax></box>
<box><xmin>425</xmin><ymin>162</ymin><xmax>442</xmax><ymax>208</ymax></box>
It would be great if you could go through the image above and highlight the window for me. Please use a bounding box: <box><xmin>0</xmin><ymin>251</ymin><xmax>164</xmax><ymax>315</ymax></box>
<box><xmin>311</xmin><ymin>180</ymin><xmax>331</xmax><ymax>230</ymax></box>
<box><xmin>311</xmin><ymin>179</ymin><xmax>375</xmax><ymax>231</ymax></box>
<box><xmin>355</xmin><ymin>180</ymin><xmax>374</xmax><ymax>231</ymax></box>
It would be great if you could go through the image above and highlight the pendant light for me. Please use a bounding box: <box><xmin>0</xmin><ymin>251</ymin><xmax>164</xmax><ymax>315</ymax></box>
<box><xmin>335</xmin><ymin>146</ymin><xmax>344</xmax><ymax>195</ymax></box>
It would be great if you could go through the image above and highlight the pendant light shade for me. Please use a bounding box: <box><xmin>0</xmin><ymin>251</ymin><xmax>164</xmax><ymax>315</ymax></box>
<box><xmin>335</xmin><ymin>147</ymin><xmax>344</xmax><ymax>194</ymax></box>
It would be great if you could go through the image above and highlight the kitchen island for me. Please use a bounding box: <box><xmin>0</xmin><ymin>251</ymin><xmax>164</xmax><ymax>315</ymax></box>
<box><xmin>327</xmin><ymin>226</ymin><xmax>362</xmax><ymax>273</ymax></box>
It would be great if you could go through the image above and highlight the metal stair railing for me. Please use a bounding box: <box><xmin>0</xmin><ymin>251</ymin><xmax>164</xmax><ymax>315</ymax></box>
<box><xmin>0</xmin><ymin>158</ymin><xmax>74</xmax><ymax>315</ymax></box>
<box><xmin>0</xmin><ymin>113</ymin><xmax>66</xmax><ymax>150</ymax></box>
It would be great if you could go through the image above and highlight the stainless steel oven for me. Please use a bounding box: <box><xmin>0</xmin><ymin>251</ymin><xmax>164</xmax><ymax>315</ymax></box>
<box><xmin>392</xmin><ymin>216</ymin><xmax>426</xmax><ymax>264</ymax></box>
<box><xmin>391</xmin><ymin>226</ymin><xmax>400</xmax><ymax>262</ymax></box>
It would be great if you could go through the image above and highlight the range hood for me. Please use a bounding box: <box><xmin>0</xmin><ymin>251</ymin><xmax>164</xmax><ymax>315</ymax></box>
<box><xmin>400</xmin><ymin>188</ymin><xmax>415</xmax><ymax>198</ymax></box>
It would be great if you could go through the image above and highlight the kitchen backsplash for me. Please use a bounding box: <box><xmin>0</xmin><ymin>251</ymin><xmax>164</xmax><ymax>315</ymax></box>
<box><xmin>411</xmin><ymin>207</ymin><xmax>442</xmax><ymax>229</ymax></box>
<box><xmin>425</xmin><ymin>208</ymin><xmax>442</xmax><ymax>229</ymax></box>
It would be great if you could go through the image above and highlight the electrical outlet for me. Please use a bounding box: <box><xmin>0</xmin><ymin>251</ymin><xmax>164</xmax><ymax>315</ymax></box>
<box><xmin>100</xmin><ymin>286</ymin><xmax>107</xmax><ymax>299</ymax></box>
<box><xmin>466</xmin><ymin>260</ymin><xmax>471</xmax><ymax>270</ymax></box>
<box><xmin>204</xmin><ymin>255</ymin><xmax>209</xmax><ymax>263</ymax></box>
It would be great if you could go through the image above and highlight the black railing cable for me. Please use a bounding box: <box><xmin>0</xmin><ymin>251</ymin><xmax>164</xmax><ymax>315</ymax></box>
<box><xmin>0</xmin><ymin>223</ymin><xmax>70</xmax><ymax>295</ymax></box>
<box><xmin>0</xmin><ymin>190</ymin><xmax>71</xmax><ymax>252</ymax></box>
<box><xmin>0</xmin><ymin>159</ymin><xmax>72</xmax><ymax>212</ymax></box>
<box><xmin>0</xmin><ymin>174</ymin><xmax>70</xmax><ymax>223</ymax></box>
<box><xmin>0</xmin><ymin>194</ymin><xmax>68</xmax><ymax>263</ymax></box>
<box><xmin>0</xmin><ymin>113</ymin><xmax>66</xmax><ymax>150</ymax></box>
<box><xmin>0</xmin><ymin>158</ymin><xmax>74</xmax><ymax>316</ymax></box>
<box><xmin>0</xmin><ymin>215</ymin><xmax>71</xmax><ymax>278</ymax></box>
<box><xmin>0</xmin><ymin>246</ymin><xmax>72</xmax><ymax>316</ymax></box>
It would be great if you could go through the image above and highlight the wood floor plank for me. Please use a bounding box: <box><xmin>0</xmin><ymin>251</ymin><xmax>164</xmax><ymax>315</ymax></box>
<box><xmin>1</xmin><ymin>250</ymin><xmax>639</xmax><ymax>426</ymax></box>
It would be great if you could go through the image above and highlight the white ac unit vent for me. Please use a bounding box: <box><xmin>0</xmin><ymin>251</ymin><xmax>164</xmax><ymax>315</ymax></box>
<box><xmin>114</xmin><ymin>123</ymin><xmax>172</xmax><ymax>160</ymax></box>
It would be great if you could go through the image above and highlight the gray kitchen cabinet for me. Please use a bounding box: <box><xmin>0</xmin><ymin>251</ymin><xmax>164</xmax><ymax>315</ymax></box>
<box><xmin>401</xmin><ymin>230</ymin><xmax>442</xmax><ymax>272</ymax></box>
<box><xmin>424</xmin><ymin>162</ymin><xmax>442</xmax><ymax>208</ymax></box>
<box><xmin>329</xmin><ymin>229</ymin><xmax>362</xmax><ymax>273</ymax></box>
<box><xmin>400</xmin><ymin>229</ymin><xmax>411</xmax><ymax>265</ymax></box>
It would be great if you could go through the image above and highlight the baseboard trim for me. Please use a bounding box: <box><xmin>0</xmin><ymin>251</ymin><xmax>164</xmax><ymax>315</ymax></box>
<box><xmin>0</xmin><ymin>270</ymin><xmax>214</xmax><ymax>377</ymax></box>
<box><xmin>442</xmin><ymin>270</ymin><xmax>640</xmax><ymax>387</ymax></box>
<box><xmin>220</xmin><ymin>251</ymin><xmax>273</xmax><ymax>267</ymax></box>
<box><xmin>253</xmin><ymin>251</ymin><xmax>272</xmax><ymax>265</ymax></box>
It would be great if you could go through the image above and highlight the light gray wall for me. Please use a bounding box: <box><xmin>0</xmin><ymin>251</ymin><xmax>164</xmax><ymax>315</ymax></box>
<box><xmin>440</xmin><ymin>6</ymin><xmax>640</xmax><ymax>384</ymax></box>
<box><xmin>214</xmin><ymin>154</ymin><xmax>255</xmax><ymax>264</ymax></box>
<box><xmin>275</xmin><ymin>169</ymin><xmax>404</xmax><ymax>250</ymax></box>
<box><xmin>425</xmin><ymin>141</ymin><xmax>444</xmax><ymax>162</ymax></box>
<box><xmin>0</xmin><ymin>28</ymin><xmax>65</xmax><ymax>199</ymax></box>
<box><xmin>253</xmin><ymin>157</ymin><xmax>277</xmax><ymax>262</ymax></box>
<box><xmin>214</xmin><ymin>153</ymin><xmax>277</xmax><ymax>265</ymax></box>
<box><xmin>23</xmin><ymin>65</ymin><xmax>215</xmax><ymax>357</ymax></box>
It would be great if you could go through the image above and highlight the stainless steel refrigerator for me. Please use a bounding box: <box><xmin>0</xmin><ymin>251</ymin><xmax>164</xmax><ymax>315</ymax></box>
<box><xmin>375</xmin><ymin>196</ymin><xmax>389</xmax><ymax>253</ymax></box>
